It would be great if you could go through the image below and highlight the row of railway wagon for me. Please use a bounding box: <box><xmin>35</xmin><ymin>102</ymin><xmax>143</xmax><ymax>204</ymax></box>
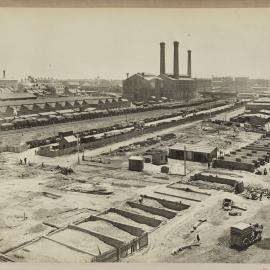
<box><xmin>26</xmin><ymin>99</ymin><xmax>231</xmax><ymax>149</ymax></box>
<box><xmin>0</xmin><ymin>98</ymin><xmax>218</xmax><ymax>131</ymax></box>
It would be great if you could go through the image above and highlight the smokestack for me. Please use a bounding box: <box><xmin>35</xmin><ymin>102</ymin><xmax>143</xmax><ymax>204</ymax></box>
<box><xmin>3</xmin><ymin>70</ymin><xmax>6</xmax><ymax>79</ymax></box>
<box><xmin>160</xmin><ymin>42</ymin><xmax>166</xmax><ymax>75</ymax></box>
<box><xmin>173</xmin><ymin>41</ymin><xmax>179</xmax><ymax>79</ymax></box>
<box><xmin>187</xmin><ymin>50</ymin><xmax>192</xmax><ymax>77</ymax></box>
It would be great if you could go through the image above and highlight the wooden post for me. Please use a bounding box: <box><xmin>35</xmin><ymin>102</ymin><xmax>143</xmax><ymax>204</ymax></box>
<box><xmin>77</xmin><ymin>135</ymin><xmax>80</xmax><ymax>164</ymax></box>
<box><xmin>184</xmin><ymin>145</ymin><xmax>187</xmax><ymax>176</ymax></box>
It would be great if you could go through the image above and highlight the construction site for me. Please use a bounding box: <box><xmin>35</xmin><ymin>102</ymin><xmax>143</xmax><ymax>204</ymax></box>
<box><xmin>1</xmin><ymin>98</ymin><xmax>270</xmax><ymax>263</ymax></box>
<box><xmin>1</xmin><ymin>7</ymin><xmax>270</xmax><ymax>265</ymax></box>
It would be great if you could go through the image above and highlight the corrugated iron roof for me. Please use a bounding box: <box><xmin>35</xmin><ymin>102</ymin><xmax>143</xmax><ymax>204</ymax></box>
<box><xmin>0</xmin><ymin>96</ymin><xmax>108</xmax><ymax>107</ymax></box>
<box><xmin>0</xmin><ymin>93</ymin><xmax>37</xmax><ymax>101</ymax></box>
<box><xmin>169</xmin><ymin>144</ymin><xmax>217</xmax><ymax>154</ymax></box>
<box><xmin>63</xmin><ymin>135</ymin><xmax>77</xmax><ymax>143</ymax></box>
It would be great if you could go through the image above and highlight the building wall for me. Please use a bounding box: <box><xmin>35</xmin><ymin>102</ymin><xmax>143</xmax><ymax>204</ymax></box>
<box><xmin>212</xmin><ymin>77</ymin><xmax>234</xmax><ymax>91</ymax></box>
<box><xmin>0</xmin><ymin>79</ymin><xmax>18</xmax><ymax>88</ymax></box>
<box><xmin>234</xmin><ymin>77</ymin><xmax>250</xmax><ymax>93</ymax></box>
<box><xmin>169</xmin><ymin>148</ymin><xmax>217</xmax><ymax>163</ymax></box>
<box><xmin>123</xmin><ymin>74</ymin><xmax>163</xmax><ymax>102</ymax></box>
<box><xmin>151</xmin><ymin>152</ymin><xmax>168</xmax><ymax>165</ymax></box>
<box><xmin>194</xmin><ymin>78</ymin><xmax>212</xmax><ymax>92</ymax></box>
<box><xmin>161</xmin><ymin>76</ymin><xmax>196</xmax><ymax>101</ymax></box>
<box><xmin>123</xmin><ymin>73</ymin><xmax>196</xmax><ymax>102</ymax></box>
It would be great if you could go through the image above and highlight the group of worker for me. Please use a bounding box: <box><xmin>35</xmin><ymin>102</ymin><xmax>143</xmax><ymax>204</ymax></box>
<box><xmin>19</xmin><ymin>157</ymin><xmax>28</xmax><ymax>165</ymax></box>
<box><xmin>255</xmin><ymin>168</ymin><xmax>268</xmax><ymax>175</ymax></box>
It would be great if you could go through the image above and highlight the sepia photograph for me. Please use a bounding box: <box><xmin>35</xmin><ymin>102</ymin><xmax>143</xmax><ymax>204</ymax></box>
<box><xmin>0</xmin><ymin>2</ymin><xmax>270</xmax><ymax>265</ymax></box>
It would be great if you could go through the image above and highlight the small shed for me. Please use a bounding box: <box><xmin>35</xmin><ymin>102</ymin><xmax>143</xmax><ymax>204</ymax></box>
<box><xmin>59</xmin><ymin>135</ymin><xmax>77</xmax><ymax>149</ymax></box>
<box><xmin>128</xmin><ymin>156</ymin><xmax>144</xmax><ymax>172</ymax></box>
<box><xmin>144</xmin><ymin>155</ymin><xmax>152</xmax><ymax>163</ymax></box>
<box><xmin>169</xmin><ymin>144</ymin><xmax>217</xmax><ymax>163</ymax></box>
<box><xmin>145</xmin><ymin>149</ymin><xmax>168</xmax><ymax>165</ymax></box>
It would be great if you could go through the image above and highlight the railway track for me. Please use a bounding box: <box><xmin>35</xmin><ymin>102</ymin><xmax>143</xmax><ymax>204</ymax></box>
<box><xmin>0</xmin><ymin>100</ymin><xmax>226</xmax><ymax>140</ymax></box>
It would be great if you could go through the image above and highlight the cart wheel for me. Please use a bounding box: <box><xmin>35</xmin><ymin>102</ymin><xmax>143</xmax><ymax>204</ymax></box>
<box><xmin>242</xmin><ymin>238</ymin><xmax>250</xmax><ymax>249</ymax></box>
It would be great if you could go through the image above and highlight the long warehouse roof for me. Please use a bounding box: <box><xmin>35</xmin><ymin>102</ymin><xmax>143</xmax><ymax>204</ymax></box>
<box><xmin>169</xmin><ymin>144</ymin><xmax>217</xmax><ymax>154</ymax></box>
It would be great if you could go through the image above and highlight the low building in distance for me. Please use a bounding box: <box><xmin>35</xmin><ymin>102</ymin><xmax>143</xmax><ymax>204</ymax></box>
<box><xmin>0</xmin><ymin>70</ymin><xmax>18</xmax><ymax>94</ymax></box>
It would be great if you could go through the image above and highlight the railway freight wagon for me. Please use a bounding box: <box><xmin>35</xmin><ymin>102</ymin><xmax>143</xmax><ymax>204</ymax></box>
<box><xmin>0</xmin><ymin>122</ymin><xmax>14</xmax><ymax>131</ymax></box>
<box><xmin>0</xmin><ymin>98</ymin><xmax>220</xmax><ymax>132</ymax></box>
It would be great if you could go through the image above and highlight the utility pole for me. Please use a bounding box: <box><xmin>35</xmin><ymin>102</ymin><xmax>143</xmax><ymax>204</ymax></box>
<box><xmin>184</xmin><ymin>145</ymin><xmax>187</xmax><ymax>176</ymax></box>
<box><xmin>77</xmin><ymin>135</ymin><xmax>80</xmax><ymax>164</ymax></box>
<box><xmin>53</xmin><ymin>120</ymin><xmax>56</xmax><ymax>137</ymax></box>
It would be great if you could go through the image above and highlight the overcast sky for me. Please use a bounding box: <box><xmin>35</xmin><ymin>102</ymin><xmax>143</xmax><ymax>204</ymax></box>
<box><xmin>0</xmin><ymin>8</ymin><xmax>269</xmax><ymax>80</ymax></box>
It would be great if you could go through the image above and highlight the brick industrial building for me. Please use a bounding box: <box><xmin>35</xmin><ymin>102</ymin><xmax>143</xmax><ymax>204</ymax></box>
<box><xmin>123</xmin><ymin>42</ymin><xmax>197</xmax><ymax>102</ymax></box>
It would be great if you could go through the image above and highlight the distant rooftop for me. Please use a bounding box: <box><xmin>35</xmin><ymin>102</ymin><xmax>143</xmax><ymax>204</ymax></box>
<box><xmin>0</xmin><ymin>93</ymin><xmax>37</xmax><ymax>101</ymax></box>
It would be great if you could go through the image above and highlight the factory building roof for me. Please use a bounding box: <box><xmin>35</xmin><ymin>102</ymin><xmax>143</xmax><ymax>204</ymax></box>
<box><xmin>136</xmin><ymin>73</ymin><xmax>162</xmax><ymax>81</ymax></box>
<box><xmin>160</xmin><ymin>74</ymin><xmax>194</xmax><ymax>81</ymax></box>
<box><xmin>129</xmin><ymin>73</ymin><xmax>193</xmax><ymax>82</ymax></box>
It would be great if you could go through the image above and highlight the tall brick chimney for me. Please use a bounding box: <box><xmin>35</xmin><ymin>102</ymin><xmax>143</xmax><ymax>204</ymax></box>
<box><xmin>3</xmin><ymin>70</ymin><xmax>6</xmax><ymax>79</ymax></box>
<box><xmin>160</xmin><ymin>42</ymin><xmax>166</xmax><ymax>75</ymax></box>
<box><xmin>173</xmin><ymin>41</ymin><xmax>179</xmax><ymax>79</ymax></box>
<box><xmin>187</xmin><ymin>50</ymin><xmax>192</xmax><ymax>77</ymax></box>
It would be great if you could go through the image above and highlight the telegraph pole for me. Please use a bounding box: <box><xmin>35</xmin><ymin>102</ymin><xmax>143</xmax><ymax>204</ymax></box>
<box><xmin>184</xmin><ymin>145</ymin><xmax>187</xmax><ymax>176</ymax></box>
<box><xmin>53</xmin><ymin>120</ymin><xmax>56</xmax><ymax>137</ymax></box>
<box><xmin>77</xmin><ymin>135</ymin><xmax>80</xmax><ymax>164</ymax></box>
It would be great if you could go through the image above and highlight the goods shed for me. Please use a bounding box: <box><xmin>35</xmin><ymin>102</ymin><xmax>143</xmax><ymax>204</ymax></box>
<box><xmin>59</xmin><ymin>135</ymin><xmax>78</xmax><ymax>149</ymax></box>
<box><xmin>169</xmin><ymin>144</ymin><xmax>217</xmax><ymax>163</ymax></box>
<box><xmin>144</xmin><ymin>149</ymin><xmax>168</xmax><ymax>165</ymax></box>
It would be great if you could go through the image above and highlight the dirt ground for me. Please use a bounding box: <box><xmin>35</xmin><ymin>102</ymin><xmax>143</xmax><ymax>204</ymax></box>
<box><xmin>1</xmin><ymin>106</ymin><xmax>270</xmax><ymax>263</ymax></box>
<box><xmin>122</xmin><ymin>191</ymin><xmax>270</xmax><ymax>263</ymax></box>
